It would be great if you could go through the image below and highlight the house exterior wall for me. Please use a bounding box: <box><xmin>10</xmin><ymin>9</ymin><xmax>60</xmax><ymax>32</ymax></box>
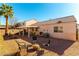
<box><xmin>37</xmin><ymin>22</ymin><xmax>76</xmax><ymax>41</ymax></box>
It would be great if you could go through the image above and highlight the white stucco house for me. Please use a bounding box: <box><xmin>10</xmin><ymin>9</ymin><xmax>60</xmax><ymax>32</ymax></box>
<box><xmin>15</xmin><ymin>15</ymin><xmax>77</xmax><ymax>41</ymax></box>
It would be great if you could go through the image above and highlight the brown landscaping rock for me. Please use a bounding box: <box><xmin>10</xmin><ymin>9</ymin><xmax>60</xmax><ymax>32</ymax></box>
<box><xmin>19</xmin><ymin>49</ymin><xmax>27</xmax><ymax>56</ymax></box>
<box><xmin>32</xmin><ymin>44</ymin><xmax>40</xmax><ymax>50</ymax></box>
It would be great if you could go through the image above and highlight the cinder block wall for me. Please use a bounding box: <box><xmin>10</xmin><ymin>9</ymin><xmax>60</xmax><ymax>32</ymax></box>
<box><xmin>0</xmin><ymin>29</ymin><xmax>23</xmax><ymax>35</ymax></box>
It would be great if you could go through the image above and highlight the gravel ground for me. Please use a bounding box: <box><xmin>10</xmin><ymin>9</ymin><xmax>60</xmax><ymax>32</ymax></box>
<box><xmin>21</xmin><ymin>36</ymin><xmax>79</xmax><ymax>56</ymax></box>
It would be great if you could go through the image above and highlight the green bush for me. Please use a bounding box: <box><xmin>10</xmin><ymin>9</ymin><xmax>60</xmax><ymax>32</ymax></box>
<box><xmin>43</xmin><ymin>33</ymin><xmax>50</xmax><ymax>38</ymax></box>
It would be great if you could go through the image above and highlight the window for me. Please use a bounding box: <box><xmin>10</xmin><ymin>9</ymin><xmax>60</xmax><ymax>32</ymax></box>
<box><xmin>54</xmin><ymin>27</ymin><xmax>58</xmax><ymax>32</ymax></box>
<box><xmin>59</xmin><ymin>27</ymin><xmax>63</xmax><ymax>32</ymax></box>
<box><xmin>54</xmin><ymin>26</ymin><xmax>63</xmax><ymax>33</ymax></box>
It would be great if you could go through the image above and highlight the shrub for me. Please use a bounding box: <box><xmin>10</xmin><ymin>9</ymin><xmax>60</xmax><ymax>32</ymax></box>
<box><xmin>43</xmin><ymin>33</ymin><xmax>50</xmax><ymax>38</ymax></box>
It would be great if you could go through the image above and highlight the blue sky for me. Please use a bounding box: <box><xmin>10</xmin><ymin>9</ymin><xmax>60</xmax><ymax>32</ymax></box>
<box><xmin>0</xmin><ymin>3</ymin><xmax>79</xmax><ymax>25</ymax></box>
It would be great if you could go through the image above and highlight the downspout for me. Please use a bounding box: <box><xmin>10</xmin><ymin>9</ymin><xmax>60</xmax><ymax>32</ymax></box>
<box><xmin>76</xmin><ymin>23</ymin><xmax>78</xmax><ymax>41</ymax></box>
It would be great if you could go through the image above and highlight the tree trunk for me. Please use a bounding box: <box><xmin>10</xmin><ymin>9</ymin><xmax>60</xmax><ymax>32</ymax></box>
<box><xmin>5</xmin><ymin>16</ymin><xmax>8</xmax><ymax>35</ymax></box>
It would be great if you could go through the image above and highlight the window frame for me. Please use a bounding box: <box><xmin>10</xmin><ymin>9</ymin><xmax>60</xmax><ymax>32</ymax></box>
<box><xmin>54</xmin><ymin>26</ymin><xmax>63</xmax><ymax>33</ymax></box>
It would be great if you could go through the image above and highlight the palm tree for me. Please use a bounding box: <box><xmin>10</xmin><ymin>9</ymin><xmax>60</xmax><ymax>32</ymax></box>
<box><xmin>0</xmin><ymin>4</ymin><xmax>14</xmax><ymax>35</ymax></box>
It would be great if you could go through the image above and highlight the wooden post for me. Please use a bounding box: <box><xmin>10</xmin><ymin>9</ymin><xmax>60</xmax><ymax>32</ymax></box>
<box><xmin>23</xmin><ymin>29</ymin><xmax>24</xmax><ymax>36</ymax></box>
<box><xmin>19</xmin><ymin>29</ymin><xmax>20</xmax><ymax>36</ymax></box>
<box><xmin>28</xmin><ymin>28</ymin><xmax>30</xmax><ymax>38</ymax></box>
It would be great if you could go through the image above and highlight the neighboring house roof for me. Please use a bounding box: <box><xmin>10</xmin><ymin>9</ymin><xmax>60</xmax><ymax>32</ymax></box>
<box><xmin>0</xmin><ymin>25</ymin><xmax>14</xmax><ymax>29</ymax></box>
<box><xmin>33</xmin><ymin>15</ymin><xmax>76</xmax><ymax>26</ymax></box>
<box><xmin>0</xmin><ymin>25</ymin><xmax>6</xmax><ymax>28</ymax></box>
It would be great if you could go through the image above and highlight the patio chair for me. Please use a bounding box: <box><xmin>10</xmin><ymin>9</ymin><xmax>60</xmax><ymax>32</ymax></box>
<box><xmin>43</xmin><ymin>40</ymin><xmax>51</xmax><ymax>47</ymax></box>
<box><xmin>27</xmin><ymin>43</ymin><xmax>39</xmax><ymax>52</ymax></box>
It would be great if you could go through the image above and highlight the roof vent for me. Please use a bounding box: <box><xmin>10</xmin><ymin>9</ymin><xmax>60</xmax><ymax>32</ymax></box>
<box><xmin>57</xmin><ymin>21</ymin><xmax>62</xmax><ymax>23</ymax></box>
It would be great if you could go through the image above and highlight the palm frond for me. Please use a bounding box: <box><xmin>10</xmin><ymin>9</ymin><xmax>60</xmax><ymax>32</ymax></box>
<box><xmin>0</xmin><ymin>4</ymin><xmax>14</xmax><ymax>18</ymax></box>
<box><xmin>0</xmin><ymin>10</ymin><xmax>3</xmax><ymax>16</ymax></box>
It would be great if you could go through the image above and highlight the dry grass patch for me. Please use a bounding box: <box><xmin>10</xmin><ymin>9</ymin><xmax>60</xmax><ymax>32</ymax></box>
<box><xmin>0</xmin><ymin>39</ymin><xmax>19</xmax><ymax>56</ymax></box>
<box><xmin>0</xmin><ymin>34</ymin><xmax>4</xmax><ymax>41</ymax></box>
